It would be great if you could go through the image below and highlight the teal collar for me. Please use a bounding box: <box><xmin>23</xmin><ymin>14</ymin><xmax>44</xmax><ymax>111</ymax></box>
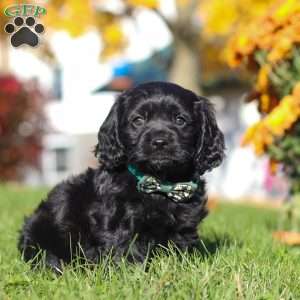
<box><xmin>128</xmin><ymin>164</ymin><xmax>198</xmax><ymax>202</ymax></box>
<box><xmin>128</xmin><ymin>164</ymin><xmax>145</xmax><ymax>181</ymax></box>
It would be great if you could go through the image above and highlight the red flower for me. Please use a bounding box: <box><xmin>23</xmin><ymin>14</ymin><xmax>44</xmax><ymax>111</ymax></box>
<box><xmin>0</xmin><ymin>76</ymin><xmax>22</xmax><ymax>94</ymax></box>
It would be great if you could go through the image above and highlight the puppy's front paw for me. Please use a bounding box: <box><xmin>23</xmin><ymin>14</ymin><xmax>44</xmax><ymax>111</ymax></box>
<box><xmin>45</xmin><ymin>252</ymin><xmax>64</xmax><ymax>275</ymax></box>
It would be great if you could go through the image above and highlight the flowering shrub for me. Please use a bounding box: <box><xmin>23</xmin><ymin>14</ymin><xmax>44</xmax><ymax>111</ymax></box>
<box><xmin>0</xmin><ymin>75</ymin><xmax>44</xmax><ymax>181</ymax></box>
<box><xmin>226</xmin><ymin>0</ymin><xmax>300</xmax><ymax>195</ymax></box>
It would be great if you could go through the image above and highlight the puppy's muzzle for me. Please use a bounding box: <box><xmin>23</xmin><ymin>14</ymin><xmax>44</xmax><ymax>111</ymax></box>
<box><xmin>152</xmin><ymin>138</ymin><xmax>168</xmax><ymax>150</ymax></box>
<box><xmin>147</xmin><ymin>128</ymin><xmax>174</xmax><ymax>152</ymax></box>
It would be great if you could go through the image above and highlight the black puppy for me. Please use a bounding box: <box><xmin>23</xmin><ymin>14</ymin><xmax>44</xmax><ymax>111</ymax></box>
<box><xmin>18</xmin><ymin>81</ymin><xmax>225</xmax><ymax>272</ymax></box>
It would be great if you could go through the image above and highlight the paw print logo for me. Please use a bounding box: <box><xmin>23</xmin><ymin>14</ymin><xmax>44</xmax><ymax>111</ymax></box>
<box><xmin>4</xmin><ymin>16</ymin><xmax>44</xmax><ymax>47</ymax></box>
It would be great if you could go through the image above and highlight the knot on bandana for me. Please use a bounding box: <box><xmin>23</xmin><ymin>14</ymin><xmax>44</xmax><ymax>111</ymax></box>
<box><xmin>128</xmin><ymin>164</ymin><xmax>198</xmax><ymax>202</ymax></box>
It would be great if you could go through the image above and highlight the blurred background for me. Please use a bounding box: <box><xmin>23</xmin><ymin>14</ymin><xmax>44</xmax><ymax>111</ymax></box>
<box><xmin>0</xmin><ymin>0</ymin><xmax>289</xmax><ymax>202</ymax></box>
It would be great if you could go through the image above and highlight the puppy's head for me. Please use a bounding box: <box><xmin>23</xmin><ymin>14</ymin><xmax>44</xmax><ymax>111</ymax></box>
<box><xmin>95</xmin><ymin>82</ymin><xmax>224</xmax><ymax>178</ymax></box>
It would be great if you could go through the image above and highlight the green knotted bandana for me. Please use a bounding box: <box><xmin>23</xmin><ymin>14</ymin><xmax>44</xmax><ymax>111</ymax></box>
<box><xmin>128</xmin><ymin>164</ymin><xmax>198</xmax><ymax>202</ymax></box>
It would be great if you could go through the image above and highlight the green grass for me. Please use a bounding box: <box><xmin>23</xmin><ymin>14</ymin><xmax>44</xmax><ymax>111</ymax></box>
<box><xmin>1</xmin><ymin>185</ymin><xmax>300</xmax><ymax>300</ymax></box>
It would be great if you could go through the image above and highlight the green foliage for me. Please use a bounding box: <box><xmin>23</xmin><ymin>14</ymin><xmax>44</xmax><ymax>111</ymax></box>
<box><xmin>255</xmin><ymin>47</ymin><xmax>300</xmax><ymax>197</ymax></box>
<box><xmin>271</xmin><ymin>47</ymin><xmax>300</xmax><ymax>98</ymax></box>
<box><xmin>255</xmin><ymin>46</ymin><xmax>300</xmax><ymax>98</ymax></box>
<box><xmin>1</xmin><ymin>185</ymin><xmax>300</xmax><ymax>299</ymax></box>
<box><xmin>269</xmin><ymin>122</ymin><xmax>300</xmax><ymax>194</ymax></box>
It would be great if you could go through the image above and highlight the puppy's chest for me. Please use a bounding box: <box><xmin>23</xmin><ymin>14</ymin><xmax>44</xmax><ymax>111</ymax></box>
<box><xmin>112</xmin><ymin>187</ymin><xmax>180</xmax><ymax>225</ymax></box>
<box><xmin>136</xmin><ymin>193</ymin><xmax>180</xmax><ymax>228</ymax></box>
<box><xmin>98</xmin><ymin>174</ymin><xmax>187</xmax><ymax>228</ymax></box>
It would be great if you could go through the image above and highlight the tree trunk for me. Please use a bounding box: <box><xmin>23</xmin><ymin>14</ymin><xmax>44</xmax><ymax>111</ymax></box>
<box><xmin>0</xmin><ymin>37</ymin><xmax>10</xmax><ymax>74</ymax></box>
<box><xmin>168</xmin><ymin>38</ymin><xmax>201</xmax><ymax>94</ymax></box>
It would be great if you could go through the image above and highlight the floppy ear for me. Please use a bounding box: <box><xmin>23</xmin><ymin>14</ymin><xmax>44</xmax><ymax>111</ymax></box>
<box><xmin>94</xmin><ymin>97</ymin><xmax>126</xmax><ymax>169</ymax></box>
<box><xmin>194</xmin><ymin>96</ymin><xmax>225</xmax><ymax>175</ymax></box>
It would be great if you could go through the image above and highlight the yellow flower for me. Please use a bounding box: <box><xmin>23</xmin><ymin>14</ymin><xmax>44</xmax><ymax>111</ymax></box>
<box><xmin>236</xmin><ymin>35</ymin><xmax>250</xmax><ymax>51</ymax></box>
<box><xmin>127</xmin><ymin>0</ymin><xmax>158</xmax><ymax>8</ymax></box>
<box><xmin>272</xmin><ymin>0</ymin><xmax>300</xmax><ymax>23</ymax></box>
<box><xmin>241</xmin><ymin>92</ymin><xmax>300</xmax><ymax>154</ymax></box>
<box><xmin>241</xmin><ymin>123</ymin><xmax>259</xmax><ymax>146</ymax></box>
<box><xmin>101</xmin><ymin>23</ymin><xmax>126</xmax><ymax>58</ymax></box>
<box><xmin>264</xmin><ymin>95</ymin><xmax>300</xmax><ymax>136</ymax></box>
<box><xmin>44</xmin><ymin>0</ymin><xmax>95</xmax><ymax>37</ymax></box>
<box><xmin>103</xmin><ymin>24</ymin><xmax>123</xmax><ymax>44</ymax></box>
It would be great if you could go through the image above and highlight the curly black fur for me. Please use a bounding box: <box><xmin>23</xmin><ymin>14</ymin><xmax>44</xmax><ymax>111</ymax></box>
<box><xmin>18</xmin><ymin>81</ymin><xmax>225</xmax><ymax>271</ymax></box>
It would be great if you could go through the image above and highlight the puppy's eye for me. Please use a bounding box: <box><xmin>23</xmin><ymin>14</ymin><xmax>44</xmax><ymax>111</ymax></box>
<box><xmin>175</xmin><ymin>115</ymin><xmax>186</xmax><ymax>126</ymax></box>
<box><xmin>132</xmin><ymin>116</ymin><xmax>145</xmax><ymax>127</ymax></box>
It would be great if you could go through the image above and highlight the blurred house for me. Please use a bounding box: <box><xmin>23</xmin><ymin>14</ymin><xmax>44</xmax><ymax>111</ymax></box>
<box><xmin>39</xmin><ymin>92</ymin><xmax>115</xmax><ymax>186</ymax></box>
<box><xmin>94</xmin><ymin>46</ymin><xmax>173</xmax><ymax>92</ymax></box>
<box><xmin>4</xmin><ymin>8</ymin><xmax>289</xmax><ymax>200</ymax></box>
<box><xmin>8</xmin><ymin>11</ymin><xmax>173</xmax><ymax>186</ymax></box>
<box><xmin>8</xmin><ymin>35</ymin><xmax>112</xmax><ymax>185</ymax></box>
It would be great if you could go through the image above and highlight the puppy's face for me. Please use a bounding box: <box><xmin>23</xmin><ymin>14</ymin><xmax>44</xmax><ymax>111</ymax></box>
<box><xmin>120</xmin><ymin>91</ymin><xmax>197</xmax><ymax>174</ymax></box>
<box><xmin>95</xmin><ymin>82</ymin><xmax>225</xmax><ymax>178</ymax></box>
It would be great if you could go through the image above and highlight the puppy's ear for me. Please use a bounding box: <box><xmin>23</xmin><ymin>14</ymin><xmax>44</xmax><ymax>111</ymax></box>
<box><xmin>94</xmin><ymin>96</ymin><xmax>126</xmax><ymax>169</ymax></box>
<box><xmin>194</xmin><ymin>96</ymin><xmax>225</xmax><ymax>175</ymax></box>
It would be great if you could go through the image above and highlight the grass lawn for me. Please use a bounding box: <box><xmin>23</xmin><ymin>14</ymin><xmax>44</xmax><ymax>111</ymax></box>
<box><xmin>0</xmin><ymin>185</ymin><xmax>300</xmax><ymax>299</ymax></box>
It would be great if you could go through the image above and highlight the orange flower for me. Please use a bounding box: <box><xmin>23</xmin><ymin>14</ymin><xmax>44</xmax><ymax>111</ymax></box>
<box><xmin>260</xmin><ymin>94</ymin><xmax>271</xmax><ymax>113</ymax></box>
<box><xmin>241</xmin><ymin>93</ymin><xmax>300</xmax><ymax>154</ymax></box>
<box><xmin>267</xmin><ymin>37</ymin><xmax>293</xmax><ymax>62</ymax></box>
<box><xmin>269</xmin><ymin>159</ymin><xmax>279</xmax><ymax>175</ymax></box>
<box><xmin>227</xmin><ymin>1</ymin><xmax>300</xmax><ymax>158</ymax></box>
<box><xmin>225</xmin><ymin>47</ymin><xmax>243</xmax><ymax>68</ymax></box>
<box><xmin>292</xmin><ymin>82</ymin><xmax>300</xmax><ymax>98</ymax></box>
<box><xmin>256</xmin><ymin>65</ymin><xmax>270</xmax><ymax>92</ymax></box>
<box><xmin>226</xmin><ymin>0</ymin><xmax>300</xmax><ymax>65</ymax></box>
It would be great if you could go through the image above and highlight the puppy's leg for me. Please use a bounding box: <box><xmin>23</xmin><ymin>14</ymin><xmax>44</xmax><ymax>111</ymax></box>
<box><xmin>18</xmin><ymin>207</ymin><xmax>70</xmax><ymax>268</ymax></box>
<box><xmin>18</xmin><ymin>232</ymin><xmax>64</xmax><ymax>273</ymax></box>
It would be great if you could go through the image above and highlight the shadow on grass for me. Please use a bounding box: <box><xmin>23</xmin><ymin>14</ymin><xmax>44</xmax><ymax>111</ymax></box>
<box><xmin>194</xmin><ymin>233</ymin><xmax>241</xmax><ymax>258</ymax></box>
<box><xmin>16</xmin><ymin>235</ymin><xmax>240</xmax><ymax>276</ymax></box>
<box><xmin>148</xmin><ymin>233</ymin><xmax>241</xmax><ymax>268</ymax></box>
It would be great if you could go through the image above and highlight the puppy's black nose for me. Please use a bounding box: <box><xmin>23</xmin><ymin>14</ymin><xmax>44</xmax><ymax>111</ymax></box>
<box><xmin>152</xmin><ymin>138</ymin><xmax>168</xmax><ymax>149</ymax></box>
